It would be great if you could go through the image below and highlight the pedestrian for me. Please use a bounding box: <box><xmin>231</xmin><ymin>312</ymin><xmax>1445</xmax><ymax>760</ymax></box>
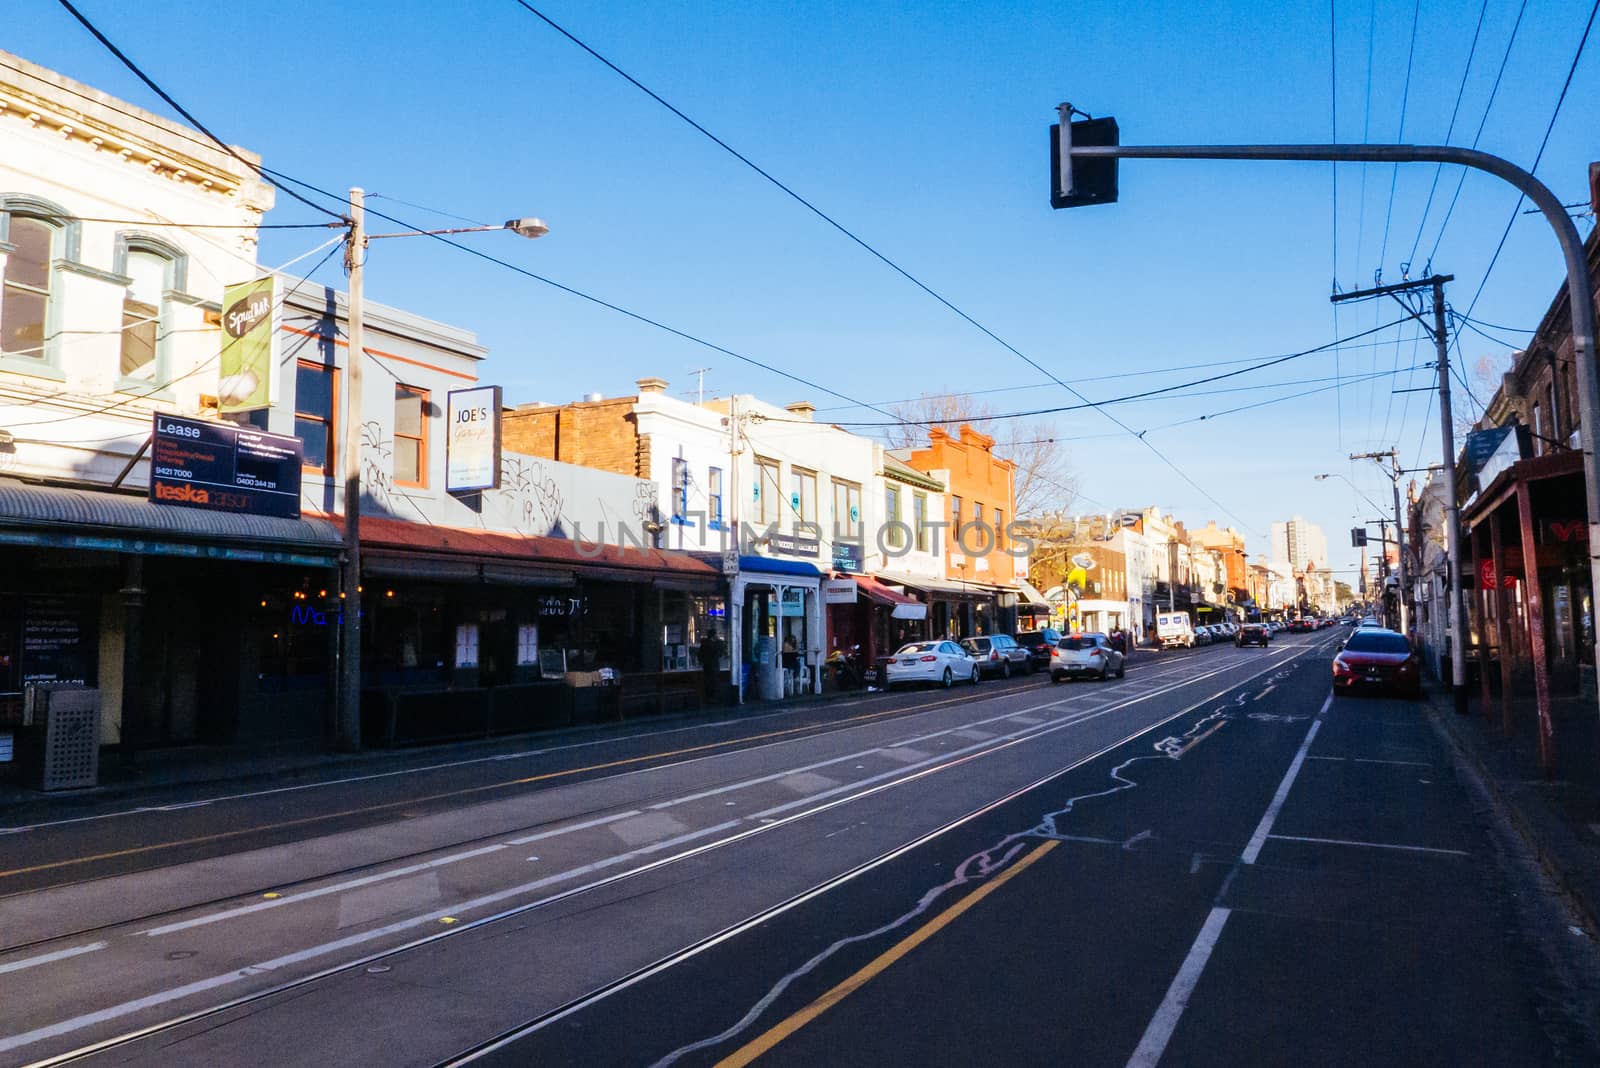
<box><xmin>698</xmin><ymin>627</ymin><xmax>725</xmax><ymax>705</ymax></box>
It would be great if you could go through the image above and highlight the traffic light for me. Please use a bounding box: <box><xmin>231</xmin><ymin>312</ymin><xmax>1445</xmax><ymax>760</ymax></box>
<box><xmin>1050</xmin><ymin>116</ymin><xmax>1119</xmax><ymax>209</ymax></box>
<box><xmin>1351</xmin><ymin>528</ymin><xmax>1367</xmax><ymax>547</ymax></box>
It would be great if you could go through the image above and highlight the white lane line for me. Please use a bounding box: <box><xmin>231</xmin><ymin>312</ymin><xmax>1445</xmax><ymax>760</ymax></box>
<box><xmin>139</xmin><ymin>844</ymin><xmax>507</xmax><ymax>937</ymax></box>
<box><xmin>505</xmin><ymin>810</ymin><xmax>642</xmax><ymax>845</ymax></box>
<box><xmin>1354</xmin><ymin>757</ymin><xmax>1435</xmax><ymax>768</ymax></box>
<box><xmin>1241</xmin><ymin>694</ymin><xmax>1331</xmax><ymax>865</ymax></box>
<box><xmin>0</xmin><ymin>941</ymin><xmax>107</xmax><ymax>975</ymax></box>
<box><xmin>1126</xmin><ymin>907</ymin><xmax>1232</xmax><ymax>1068</ymax></box>
<box><xmin>1126</xmin><ymin>687</ymin><xmax>1332</xmax><ymax>1068</ymax></box>
<box><xmin>1266</xmin><ymin>834</ymin><xmax>1470</xmax><ymax>857</ymax></box>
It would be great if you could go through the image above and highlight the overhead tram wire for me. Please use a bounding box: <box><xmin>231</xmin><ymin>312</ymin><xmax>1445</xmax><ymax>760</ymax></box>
<box><xmin>53</xmin><ymin>0</ymin><xmax>346</xmax><ymax>223</ymax></box>
<box><xmin>1375</xmin><ymin>0</ymin><xmax>1421</xmax><ymax>277</ymax></box>
<box><xmin>503</xmin><ymin>1</ymin><xmax>1269</xmax><ymax>538</ymax></box>
<box><xmin>1331</xmin><ymin>0</ymin><xmax>1343</xmax><ymax>448</ymax></box>
<box><xmin>1354</xmin><ymin>0</ymin><xmax>1380</xmax><ymax>433</ymax></box>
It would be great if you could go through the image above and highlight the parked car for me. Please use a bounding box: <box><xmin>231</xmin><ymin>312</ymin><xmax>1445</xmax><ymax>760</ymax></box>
<box><xmin>962</xmin><ymin>634</ymin><xmax>1031</xmax><ymax>678</ymax></box>
<box><xmin>1332</xmin><ymin>628</ymin><xmax>1422</xmax><ymax>697</ymax></box>
<box><xmin>1236</xmin><ymin>622</ymin><xmax>1270</xmax><ymax>647</ymax></box>
<box><xmin>884</xmin><ymin>640</ymin><xmax>979</xmax><ymax>689</ymax></box>
<box><xmin>1015</xmin><ymin>627</ymin><xmax>1064</xmax><ymax>671</ymax></box>
<box><xmin>1192</xmin><ymin>625</ymin><xmax>1212</xmax><ymax>646</ymax></box>
<box><xmin>1050</xmin><ymin>632</ymin><xmax>1126</xmax><ymax>682</ymax></box>
<box><xmin>1155</xmin><ymin>612</ymin><xmax>1195</xmax><ymax>649</ymax></box>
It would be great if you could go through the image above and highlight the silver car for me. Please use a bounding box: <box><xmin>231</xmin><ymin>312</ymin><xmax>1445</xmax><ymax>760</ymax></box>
<box><xmin>1050</xmin><ymin>632</ymin><xmax>1126</xmax><ymax>682</ymax></box>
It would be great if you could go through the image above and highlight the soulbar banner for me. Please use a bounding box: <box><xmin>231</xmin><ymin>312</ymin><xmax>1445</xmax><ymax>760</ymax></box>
<box><xmin>217</xmin><ymin>276</ymin><xmax>274</xmax><ymax>413</ymax></box>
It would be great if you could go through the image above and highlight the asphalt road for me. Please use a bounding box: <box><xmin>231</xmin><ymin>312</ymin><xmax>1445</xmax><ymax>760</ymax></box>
<box><xmin>1</xmin><ymin>630</ymin><xmax>1594</xmax><ymax>1067</ymax></box>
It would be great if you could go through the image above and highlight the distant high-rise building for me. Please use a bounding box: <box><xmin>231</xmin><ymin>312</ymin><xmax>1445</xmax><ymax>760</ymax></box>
<box><xmin>1270</xmin><ymin>516</ymin><xmax>1328</xmax><ymax>573</ymax></box>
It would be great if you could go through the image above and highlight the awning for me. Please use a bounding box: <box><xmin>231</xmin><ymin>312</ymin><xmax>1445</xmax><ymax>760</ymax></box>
<box><xmin>854</xmin><ymin>574</ymin><xmax>929</xmax><ymax>620</ymax></box>
<box><xmin>354</xmin><ymin>514</ymin><xmax>722</xmax><ymax>589</ymax></box>
<box><xmin>0</xmin><ymin>478</ymin><xmax>341</xmax><ymax>567</ymax></box>
<box><xmin>1463</xmin><ymin>449</ymin><xmax>1585</xmax><ymax>528</ymax></box>
<box><xmin>738</xmin><ymin>554</ymin><xmax>824</xmax><ymax>579</ymax></box>
<box><xmin>1015</xmin><ymin>578</ymin><xmax>1052</xmax><ymax>609</ymax></box>
<box><xmin>876</xmin><ymin>571</ymin><xmax>992</xmax><ymax>601</ymax></box>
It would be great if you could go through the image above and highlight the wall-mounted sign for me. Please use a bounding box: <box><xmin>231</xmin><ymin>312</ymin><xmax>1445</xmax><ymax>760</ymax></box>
<box><xmin>447</xmin><ymin>385</ymin><xmax>502</xmax><ymax>492</ymax></box>
<box><xmin>217</xmin><ymin>277</ymin><xmax>274</xmax><ymax>413</ymax></box>
<box><xmin>822</xmin><ymin>578</ymin><xmax>858</xmax><ymax>604</ymax></box>
<box><xmin>832</xmin><ymin>542</ymin><xmax>863</xmax><ymax>573</ymax></box>
<box><xmin>149</xmin><ymin>413</ymin><xmax>302</xmax><ymax>518</ymax></box>
<box><xmin>767</xmin><ymin>532</ymin><xmax>820</xmax><ymax>558</ymax></box>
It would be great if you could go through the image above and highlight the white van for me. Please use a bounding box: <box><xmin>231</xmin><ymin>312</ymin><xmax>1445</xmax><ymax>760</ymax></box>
<box><xmin>1155</xmin><ymin>612</ymin><xmax>1194</xmax><ymax>649</ymax></box>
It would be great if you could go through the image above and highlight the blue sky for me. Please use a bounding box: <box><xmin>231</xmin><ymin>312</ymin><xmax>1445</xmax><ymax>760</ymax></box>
<box><xmin>10</xmin><ymin>0</ymin><xmax>1597</xmax><ymax>570</ymax></box>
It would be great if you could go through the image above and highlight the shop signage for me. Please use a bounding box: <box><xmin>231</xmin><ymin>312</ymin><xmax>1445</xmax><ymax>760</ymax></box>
<box><xmin>767</xmin><ymin>532</ymin><xmax>820</xmax><ymax>557</ymax></box>
<box><xmin>1477</xmin><ymin>559</ymin><xmax>1519</xmax><ymax>589</ymax></box>
<box><xmin>1544</xmin><ymin>520</ymin><xmax>1589</xmax><ymax>543</ymax></box>
<box><xmin>822</xmin><ymin>578</ymin><xmax>858</xmax><ymax>604</ymax></box>
<box><xmin>149</xmin><ymin>413</ymin><xmax>302</xmax><ymax>518</ymax></box>
<box><xmin>447</xmin><ymin>385</ymin><xmax>502</xmax><ymax>492</ymax></box>
<box><xmin>217</xmin><ymin>276</ymin><xmax>274</xmax><ymax>413</ymax></box>
<box><xmin>832</xmin><ymin>542</ymin><xmax>863</xmax><ymax>572</ymax></box>
<box><xmin>21</xmin><ymin>596</ymin><xmax>95</xmax><ymax>686</ymax></box>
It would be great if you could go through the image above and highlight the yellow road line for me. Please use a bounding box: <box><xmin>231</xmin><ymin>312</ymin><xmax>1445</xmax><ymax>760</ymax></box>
<box><xmin>716</xmin><ymin>838</ymin><xmax>1060</xmax><ymax>1067</ymax></box>
<box><xmin>0</xmin><ymin>694</ymin><xmax>979</xmax><ymax>882</ymax></box>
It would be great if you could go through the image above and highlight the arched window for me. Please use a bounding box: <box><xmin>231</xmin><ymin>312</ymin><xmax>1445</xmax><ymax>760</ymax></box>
<box><xmin>1</xmin><ymin>213</ymin><xmax>59</xmax><ymax>359</ymax></box>
<box><xmin>120</xmin><ymin>248</ymin><xmax>171</xmax><ymax>381</ymax></box>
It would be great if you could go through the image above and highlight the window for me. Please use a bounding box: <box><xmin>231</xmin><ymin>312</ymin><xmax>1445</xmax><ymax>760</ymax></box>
<box><xmin>118</xmin><ymin>247</ymin><xmax>177</xmax><ymax>384</ymax></box>
<box><xmin>295</xmin><ymin>360</ymin><xmax>337</xmax><ymax>473</ymax></box>
<box><xmin>756</xmin><ymin>457</ymin><xmax>781</xmax><ymax>525</ymax></box>
<box><xmin>951</xmin><ymin>494</ymin><xmax>962</xmax><ymax>528</ymax></box>
<box><xmin>671</xmin><ymin>457</ymin><xmax>690</xmax><ymax>523</ymax></box>
<box><xmin>914</xmin><ymin>492</ymin><xmax>929</xmax><ymax>552</ymax></box>
<box><xmin>995</xmin><ymin>507</ymin><xmax>1005</xmax><ymax>552</ymax></box>
<box><xmin>885</xmin><ymin>484</ymin><xmax>905</xmax><ymax>548</ymax></box>
<box><xmin>832</xmin><ymin>479</ymin><xmax>862</xmax><ymax>539</ymax></box>
<box><xmin>1533</xmin><ymin>402</ymin><xmax>1545</xmax><ymax>456</ymax></box>
<box><xmin>394</xmin><ymin>384</ymin><xmax>428</xmax><ymax>486</ymax></box>
<box><xmin>790</xmin><ymin>467</ymin><xmax>817</xmax><ymax>529</ymax></box>
<box><xmin>1</xmin><ymin>215</ymin><xmax>56</xmax><ymax>359</ymax></box>
<box><xmin>708</xmin><ymin>467</ymin><xmax>724</xmax><ymax>527</ymax></box>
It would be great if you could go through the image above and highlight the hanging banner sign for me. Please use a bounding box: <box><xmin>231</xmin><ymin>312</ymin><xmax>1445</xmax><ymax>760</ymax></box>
<box><xmin>447</xmin><ymin>385</ymin><xmax>502</xmax><ymax>492</ymax></box>
<box><xmin>149</xmin><ymin>412</ymin><xmax>302</xmax><ymax>518</ymax></box>
<box><xmin>217</xmin><ymin>277</ymin><xmax>274</xmax><ymax>413</ymax></box>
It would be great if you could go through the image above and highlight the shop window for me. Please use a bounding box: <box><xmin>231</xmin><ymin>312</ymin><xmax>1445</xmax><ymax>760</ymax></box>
<box><xmin>755</xmin><ymin>457</ymin><xmax>781</xmax><ymax>526</ymax></box>
<box><xmin>914</xmin><ymin>492</ymin><xmax>929</xmax><ymax>552</ymax></box>
<box><xmin>995</xmin><ymin>507</ymin><xmax>1005</xmax><ymax>552</ymax></box>
<box><xmin>951</xmin><ymin>494</ymin><xmax>962</xmax><ymax>529</ymax></box>
<box><xmin>790</xmin><ymin>467</ymin><xmax>817</xmax><ymax>529</ymax></box>
<box><xmin>1</xmin><ymin>215</ymin><xmax>57</xmax><ymax>360</ymax></box>
<box><xmin>708</xmin><ymin>467</ymin><xmax>724</xmax><ymax>528</ymax></box>
<box><xmin>517</xmin><ymin>623</ymin><xmax>539</xmax><ymax>665</ymax></box>
<box><xmin>394</xmin><ymin>384</ymin><xmax>428</xmax><ymax>486</ymax></box>
<box><xmin>120</xmin><ymin>249</ymin><xmax>172</xmax><ymax>383</ymax></box>
<box><xmin>672</xmin><ymin>457</ymin><xmax>691</xmax><ymax>524</ymax></box>
<box><xmin>295</xmin><ymin>360</ymin><xmax>338</xmax><ymax>474</ymax></box>
<box><xmin>832</xmin><ymin>479</ymin><xmax>861</xmax><ymax>539</ymax></box>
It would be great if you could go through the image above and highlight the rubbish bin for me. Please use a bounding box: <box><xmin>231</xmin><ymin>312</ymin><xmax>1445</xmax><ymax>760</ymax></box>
<box><xmin>22</xmin><ymin>684</ymin><xmax>101</xmax><ymax>791</ymax></box>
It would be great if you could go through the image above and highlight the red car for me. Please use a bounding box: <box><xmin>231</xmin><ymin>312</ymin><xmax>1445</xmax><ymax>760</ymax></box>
<box><xmin>1332</xmin><ymin>628</ymin><xmax>1422</xmax><ymax>698</ymax></box>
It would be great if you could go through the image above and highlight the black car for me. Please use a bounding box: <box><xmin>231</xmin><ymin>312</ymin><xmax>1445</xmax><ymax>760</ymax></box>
<box><xmin>1236</xmin><ymin>622</ymin><xmax>1270</xmax><ymax>647</ymax></box>
<box><xmin>1014</xmin><ymin>627</ymin><xmax>1063</xmax><ymax>671</ymax></box>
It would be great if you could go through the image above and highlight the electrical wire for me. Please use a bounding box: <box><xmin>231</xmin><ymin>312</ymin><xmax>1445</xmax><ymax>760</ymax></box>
<box><xmin>1331</xmin><ymin>0</ymin><xmax>1342</xmax><ymax>447</ymax></box>
<box><xmin>1425</xmin><ymin>0</ymin><xmax>1530</xmax><ymax>265</ymax></box>
<box><xmin>53</xmin><ymin>0</ymin><xmax>346</xmax><ymax>222</ymax></box>
<box><xmin>1405</xmin><ymin>0</ymin><xmax>1490</xmax><ymax>271</ymax></box>
<box><xmin>503</xmin><ymin>0</ymin><xmax>1267</xmax><ymax>537</ymax></box>
<box><xmin>1376</xmin><ymin>0</ymin><xmax>1421</xmax><ymax>276</ymax></box>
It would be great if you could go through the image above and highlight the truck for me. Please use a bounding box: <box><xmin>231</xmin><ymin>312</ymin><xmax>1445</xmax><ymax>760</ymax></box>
<box><xmin>1155</xmin><ymin>612</ymin><xmax>1195</xmax><ymax>649</ymax></box>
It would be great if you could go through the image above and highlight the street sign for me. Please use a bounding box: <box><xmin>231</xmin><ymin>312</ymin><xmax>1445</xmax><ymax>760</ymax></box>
<box><xmin>149</xmin><ymin>413</ymin><xmax>302</xmax><ymax>518</ymax></box>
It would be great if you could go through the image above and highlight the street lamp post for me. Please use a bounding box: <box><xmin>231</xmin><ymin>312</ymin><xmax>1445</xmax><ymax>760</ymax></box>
<box><xmin>334</xmin><ymin>192</ymin><xmax>548</xmax><ymax>751</ymax></box>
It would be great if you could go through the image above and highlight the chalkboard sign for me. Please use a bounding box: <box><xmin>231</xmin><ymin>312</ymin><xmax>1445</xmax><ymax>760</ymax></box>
<box><xmin>538</xmin><ymin>646</ymin><xmax>566</xmax><ymax>678</ymax></box>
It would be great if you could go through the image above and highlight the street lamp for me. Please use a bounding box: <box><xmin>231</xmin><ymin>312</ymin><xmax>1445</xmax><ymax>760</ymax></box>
<box><xmin>336</xmin><ymin>189</ymin><xmax>548</xmax><ymax>751</ymax></box>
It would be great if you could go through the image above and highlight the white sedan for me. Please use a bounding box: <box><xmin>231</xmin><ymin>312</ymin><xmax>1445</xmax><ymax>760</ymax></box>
<box><xmin>883</xmin><ymin>640</ymin><xmax>980</xmax><ymax>689</ymax></box>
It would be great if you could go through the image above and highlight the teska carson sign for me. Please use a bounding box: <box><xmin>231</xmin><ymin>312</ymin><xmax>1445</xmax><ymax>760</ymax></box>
<box><xmin>148</xmin><ymin>413</ymin><xmax>303</xmax><ymax>518</ymax></box>
<box><xmin>447</xmin><ymin>386</ymin><xmax>502</xmax><ymax>493</ymax></box>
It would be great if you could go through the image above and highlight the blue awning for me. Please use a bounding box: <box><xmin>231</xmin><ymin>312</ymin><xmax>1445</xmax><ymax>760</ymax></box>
<box><xmin>739</xmin><ymin>554</ymin><xmax>823</xmax><ymax>578</ymax></box>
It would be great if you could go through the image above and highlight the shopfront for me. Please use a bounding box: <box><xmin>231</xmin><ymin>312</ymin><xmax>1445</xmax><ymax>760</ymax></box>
<box><xmin>732</xmin><ymin>555</ymin><xmax>822</xmax><ymax>702</ymax></box>
<box><xmin>877</xmin><ymin>571</ymin><xmax>995</xmax><ymax>640</ymax></box>
<box><xmin>823</xmin><ymin>573</ymin><xmax>929</xmax><ymax>684</ymax></box>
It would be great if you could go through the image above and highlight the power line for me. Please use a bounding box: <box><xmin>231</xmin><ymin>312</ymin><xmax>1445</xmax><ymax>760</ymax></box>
<box><xmin>1375</xmin><ymin>0</ymin><xmax>1422</xmax><ymax>276</ymax></box>
<box><xmin>1426</xmin><ymin>0</ymin><xmax>1530</xmax><ymax>265</ymax></box>
<box><xmin>53</xmin><ymin>0</ymin><xmax>346</xmax><ymax>223</ymax></box>
<box><xmin>503</xmin><ymin>0</ymin><xmax>1267</xmax><ymax>537</ymax></box>
<box><xmin>1405</xmin><ymin>0</ymin><xmax>1490</xmax><ymax>271</ymax></box>
<box><xmin>1331</xmin><ymin>0</ymin><xmax>1343</xmax><ymax>447</ymax></box>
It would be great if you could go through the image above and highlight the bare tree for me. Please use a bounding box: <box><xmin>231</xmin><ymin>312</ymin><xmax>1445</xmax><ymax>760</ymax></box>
<box><xmin>1454</xmin><ymin>352</ymin><xmax>1514</xmax><ymax>439</ymax></box>
<box><xmin>883</xmin><ymin>393</ymin><xmax>1078</xmax><ymax>517</ymax></box>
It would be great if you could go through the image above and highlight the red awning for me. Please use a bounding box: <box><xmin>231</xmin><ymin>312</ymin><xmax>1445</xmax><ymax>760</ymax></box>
<box><xmin>332</xmin><ymin>514</ymin><xmax>721</xmax><ymax>586</ymax></box>
<box><xmin>853</xmin><ymin>574</ymin><xmax>929</xmax><ymax>620</ymax></box>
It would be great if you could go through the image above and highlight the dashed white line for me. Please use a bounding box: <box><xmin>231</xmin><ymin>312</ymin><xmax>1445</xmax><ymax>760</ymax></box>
<box><xmin>0</xmin><ymin>941</ymin><xmax>107</xmax><ymax>975</ymax></box>
<box><xmin>1266</xmin><ymin>834</ymin><xmax>1470</xmax><ymax>857</ymax></box>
